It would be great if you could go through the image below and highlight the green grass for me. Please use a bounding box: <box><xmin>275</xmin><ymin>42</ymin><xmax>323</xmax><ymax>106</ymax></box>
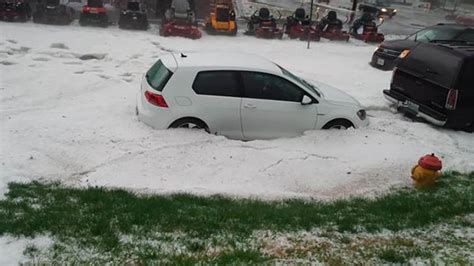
<box><xmin>0</xmin><ymin>172</ymin><xmax>472</xmax><ymax>263</ymax></box>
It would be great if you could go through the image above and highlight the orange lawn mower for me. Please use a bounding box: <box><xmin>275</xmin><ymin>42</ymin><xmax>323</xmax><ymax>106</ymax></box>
<box><xmin>205</xmin><ymin>0</ymin><xmax>237</xmax><ymax>35</ymax></box>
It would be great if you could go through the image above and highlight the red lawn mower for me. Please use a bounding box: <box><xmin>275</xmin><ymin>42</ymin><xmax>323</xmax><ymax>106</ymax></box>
<box><xmin>350</xmin><ymin>13</ymin><xmax>384</xmax><ymax>43</ymax></box>
<box><xmin>246</xmin><ymin>8</ymin><xmax>283</xmax><ymax>39</ymax></box>
<box><xmin>284</xmin><ymin>8</ymin><xmax>320</xmax><ymax>41</ymax></box>
<box><xmin>319</xmin><ymin>11</ymin><xmax>350</xmax><ymax>41</ymax></box>
<box><xmin>160</xmin><ymin>0</ymin><xmax>201</xmax><ymax>39</ymax></box>
<box><xmin>0</xmin><ymin>0</ymin><xmax>31</xmax><ymax>22</ymax></box>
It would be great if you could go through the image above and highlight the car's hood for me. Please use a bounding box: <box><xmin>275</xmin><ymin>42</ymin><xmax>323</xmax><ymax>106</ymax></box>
<box><xmin>381</xmin><ymin>39</ymin><xmax>417</xmax><ymax>51</ymax></box>
<box><xmin>310</xmin><ymin>80</ymin><xmax>361</xmax><ymax>106</ymax></box>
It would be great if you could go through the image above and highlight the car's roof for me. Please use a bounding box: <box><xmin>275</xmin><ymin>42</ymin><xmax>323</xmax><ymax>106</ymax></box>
<box><xmin>435</xmin><ymin>42</ymin><xmax>474</xmax><ymax>58</ymax></box>
<box><xmin>167</xmin><ymin>52</ymin><xmax>282</xmax><ymax>74</ymax></box>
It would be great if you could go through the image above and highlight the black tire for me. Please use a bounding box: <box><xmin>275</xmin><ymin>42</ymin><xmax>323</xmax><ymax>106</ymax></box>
<box><xmin>230</xmin><ymin>26</ymin><xmax>237</xmax><ymax>36</ymax></box>
<box><xmin>169</xmin><ymin>118</ymin><xmax>209</xmax><ymax>132</ymax></box>
<box><xmin>465</xmin><ymin>123</ymin><xmax>474</xmax><ymax>133</ymax></box>
<box><xmin>32</xmin><ymin>13</ymin><xmax>41</xmax><ymax>23</ymax></box>
<box><xmin>79</xmin><ymin>15</ymin><xmax>86</xmax><ymax>26</ymax></box>
<box><xmin>323</xmin><ymin>119</ymin><xmax>354</xmax><ymax>130</ymax></box>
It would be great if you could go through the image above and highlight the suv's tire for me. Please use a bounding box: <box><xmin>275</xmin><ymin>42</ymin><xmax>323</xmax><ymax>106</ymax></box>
<box><xmin>169</xmin><ymin>118</ymin><xmax>209</xmax><ymax>132</ymax></box>
<box><xmin>323</xmin><ymin>119</ymin><xmax>354</xmax><ymax>130</ymax></box>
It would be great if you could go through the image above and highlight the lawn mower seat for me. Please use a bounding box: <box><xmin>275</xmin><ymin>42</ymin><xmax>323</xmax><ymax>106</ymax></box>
<box><xmin>171</xmin><ymin>0</ymin><xmax>190</xmax><ymax>19</ymax></box>
<box><xmin>294</xmin><ymin>8</ymin><xmax>305</xmax><ymax>21</ymax></box>
<box><xmin>258</xmin><ymin>8</ymin><xmax>270</xmax><ymax>20</ymax></box>
<box><xmin>363</xmin><ymin>23</ymin><xmax>377</xmax><ymax>33</ymax></box>
<box><xmin>127</xmin><ymin>1</ymin><xmax>139</xmax><ymax>11</ymax></box>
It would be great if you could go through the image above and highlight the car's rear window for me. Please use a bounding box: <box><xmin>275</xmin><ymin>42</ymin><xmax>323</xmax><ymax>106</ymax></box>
<box><xmin>410</xmin><ymin>27</ymin><xmax>465</xmax><ymax>43</ymax></box>
<box><xmin>146</xmin><ymin>60</ymin><xmax>173</xmax><ymax>92</ymax></box>
<box><xmin>127</xmin><ymin>2</ymin><xmax>139</xmax><ymax>11</ymax></box>
<box><xmin>192</xmin><ymin>71</ymin><xmax>241</xmax><ymax>97</ymax></box>
<box><xmin>88</xmin><ymin>0</ymin><xmax>103</xmax><ymax>8</ymax></box>
<box><xmin>46</xmin><ymin>0</ymin><xmax>60</xmax><ymax>6</ymax></box>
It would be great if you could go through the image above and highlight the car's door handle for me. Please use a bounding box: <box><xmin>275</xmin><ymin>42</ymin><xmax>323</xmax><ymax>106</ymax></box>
<box><xmin>243</xmin><ymin>104</ymin><xmax>257</xmax><ymax>110</ymax></box>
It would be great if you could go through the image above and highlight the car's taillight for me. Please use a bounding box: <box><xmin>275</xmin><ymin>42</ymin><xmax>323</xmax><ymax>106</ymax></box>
<box><xmin>82</xmin><ymin>6</ymin><xmax>90</xmax><ymax>12</ymax></box>
<box><xmin>445</xmin><ymin>89</ymin><xmax>458</xmax><ymax>110</ymax></box>
<box><xmin>145</xmin><ymin>91</ymin><xmax>168</xmax><ymax>108</ymax></box>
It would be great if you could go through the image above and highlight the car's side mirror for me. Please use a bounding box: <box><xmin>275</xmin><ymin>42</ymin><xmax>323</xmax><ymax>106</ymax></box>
<box><xmin>301</xmin><ymin>95</ymin><xmax>313</xmax><ymax>105</ymax></box>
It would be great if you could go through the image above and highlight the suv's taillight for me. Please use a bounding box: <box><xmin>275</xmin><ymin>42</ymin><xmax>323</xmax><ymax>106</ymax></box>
<box><xmin>445</xmin><ymin>89</ymin><xmax>458</xmax><ymax>111</ymax></box>
<box><xmin>145</xmin><ymin>91</ymin><xmax>168</xmax><ymax>108</ymax></box>
<box><xmin>391</xmin><ymin>67</ymin><xmax>398</xmax><ymax>84</ymax></box>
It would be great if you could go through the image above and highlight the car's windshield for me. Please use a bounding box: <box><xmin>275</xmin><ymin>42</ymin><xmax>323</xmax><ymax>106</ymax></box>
<box><xmin>408</xmin><ymin>27</ymin><xmax>469</xmax><ymax>42</ymax></box>
<box><xmin>374</xmin><ymin>0</ymin><xmax>390</xmax><ymax>6</ymax></box>
<box><xmin>277</xmin><ymin>65</ymin><xmax>321</xmax><ymax>97</ymax></box>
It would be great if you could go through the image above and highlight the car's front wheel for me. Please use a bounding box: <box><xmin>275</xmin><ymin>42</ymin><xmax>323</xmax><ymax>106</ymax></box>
<box><xmin>169</xmin><ymin>118</ymin><xmax>209</xmax><ymax>132</ymax></box>
<box><xmin>323</xmin><ymin>119</ymin><xmax>354</xmax><ymax>130</ymax></box>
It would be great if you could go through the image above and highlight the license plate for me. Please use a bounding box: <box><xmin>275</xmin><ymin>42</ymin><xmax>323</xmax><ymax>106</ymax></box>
<box><xmin>406</xmin><ymin>100</ymin><xmax>419</xmax><ymax>113</ymax></box>
<box><xmin>133</xmin><ymin>17</ymin><xmax>137</xmax><ymax>20</ymax></box>
<box><xmin>90</xmin><ymin>9</ymin><xmax>98</xmax><ymax>13</ymax></box>
<box><xmin>377</xmin><ymin>58</ymin><xmax>385</xmax><ymax>66</ymax></box>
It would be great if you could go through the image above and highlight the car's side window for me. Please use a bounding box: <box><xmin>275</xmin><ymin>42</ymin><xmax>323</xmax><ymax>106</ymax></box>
<box><xmin>192</xmin><ymin>71</ymin><xmax>241</xmax><ymax>97</ymax></box>
<box><xmin>241</xmin><ymin>72</ymin><xmax>305</xmax><ymax>102</ymax></box>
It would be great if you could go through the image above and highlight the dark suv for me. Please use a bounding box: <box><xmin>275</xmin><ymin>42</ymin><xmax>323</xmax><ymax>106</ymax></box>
<box><xmin>383</xmin><ymin>42</ymin><xmax>474</xmax><ymax>132</ymax></box>
<box><xmin>371</xmin><ymin>24</ymin><xmax>474</xmax><ymax>70</ymax></box>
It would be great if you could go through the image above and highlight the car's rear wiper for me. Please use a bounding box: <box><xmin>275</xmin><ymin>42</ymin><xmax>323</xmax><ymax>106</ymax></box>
<box><xmin>429</xmin><ymin>39</ymin><xmax>467</xmax><ymax>43</ymax></box>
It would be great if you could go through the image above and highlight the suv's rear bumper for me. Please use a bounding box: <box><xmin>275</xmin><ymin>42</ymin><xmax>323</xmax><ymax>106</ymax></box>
<box><xmin>383</xmin><ymin>89</ymin><xmax>447</xmax><ymax>126</ymax></box>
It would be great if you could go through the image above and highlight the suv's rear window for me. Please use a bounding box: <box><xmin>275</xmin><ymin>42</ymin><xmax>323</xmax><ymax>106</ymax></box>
<box><xmin>401</xmin><ymin>44</ymin><xmax>462</xmax><ymax>88</ymax></box>
<box><xmin>457</xmin><ymin>59</ymin><xmax>474</xmax><ymax>91</ymax></box>
<box><xmin>146</xmin><ymin>60</ymin><xmax>173</xmax><ymax>92</ymax></box>
<box><xmin>456</xmin><ymin>29</ymin><xmax>474</xmax><ymax>42</ymax></box>
<box><xmin>192</xmin><ymin>71</ymin><xmax>241</xmax><ymax>97</ymax></box>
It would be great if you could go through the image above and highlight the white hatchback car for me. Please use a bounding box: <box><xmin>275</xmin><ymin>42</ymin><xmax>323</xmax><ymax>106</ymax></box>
<box><xmin>137</xmin><ymin>52</ymin><xmax>368</xmax><ymax>140</ymax></box>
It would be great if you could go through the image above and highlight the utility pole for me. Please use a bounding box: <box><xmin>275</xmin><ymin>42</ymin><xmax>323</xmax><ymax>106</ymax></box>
<box><xmin>307</xmin><ymin>0</ymin><xmax>314</xmax><ymax>49</ymax></box>
<box><xmin>350</xmin><ymin>0</ymin><xmax>358</xmax><ymax>23</ymax></box>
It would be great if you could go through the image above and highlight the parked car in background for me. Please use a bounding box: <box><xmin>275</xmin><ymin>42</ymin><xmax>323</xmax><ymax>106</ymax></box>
<box><xmin>383</xmin><ymin>42</ymin><xmax>474</xmax><ymax>132</ymax></box>
<box><xmin>371</xmin><ymin>23</ymin><xmax>474</xmax><ymax>70</ymax></box>
<box><xmin>137</xmin><ymin>52</ymin><xmax>368</xmax><ymax>140</ymax></box>
<box><xmin>359</xmin><ymin>0</ymin><xmax>397</xmax><ymax>18</ymax></box>
<box><xmin>33</xmin><ymin>0</ymin><xmax>75</xmax><ymax>25</ymax></box>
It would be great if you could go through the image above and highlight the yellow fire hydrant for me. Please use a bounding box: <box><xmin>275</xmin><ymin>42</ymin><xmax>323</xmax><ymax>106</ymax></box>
<box><xmin>411</xmin><ymin>154</ymin><xmax>443</xmax><ymax>189</ymax></box>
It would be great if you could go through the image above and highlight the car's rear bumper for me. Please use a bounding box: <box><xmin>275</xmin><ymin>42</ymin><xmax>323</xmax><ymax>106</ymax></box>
<box><xmin>383</xmin><ymin>89</ymin><xmax>447</xmax><ymax>126</ymax></box>
<box><xmin>370</xmin><ymin>52</ymin><xmax>398</xmax><ymax>70</ymax></box>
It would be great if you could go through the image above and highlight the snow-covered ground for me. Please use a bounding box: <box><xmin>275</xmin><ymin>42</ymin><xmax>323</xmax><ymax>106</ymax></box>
<box><xmin>1</xmin><ymin>22</ymin><xmax>473</xmax><ymax>203</ymax></box>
